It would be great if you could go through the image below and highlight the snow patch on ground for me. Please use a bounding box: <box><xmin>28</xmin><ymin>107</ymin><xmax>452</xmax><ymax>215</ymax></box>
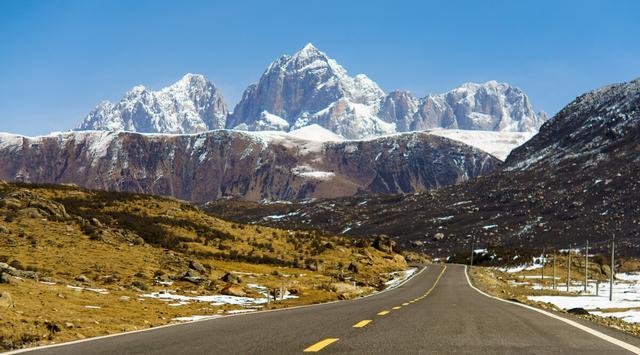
<box><xmin>384</xmin><ymin>268</ymin><xmax>417</xmax><ymax>291</ymax></box>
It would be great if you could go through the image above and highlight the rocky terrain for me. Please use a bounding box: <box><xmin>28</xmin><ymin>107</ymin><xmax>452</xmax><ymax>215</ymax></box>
<box><xmin>77</xmin><ymin>44</ymin><xmax>546</xmax><ymax>140</ymax></box>
<box><xmin>0</xmin><ymin>180</ymin><xmax>412</xmax><ymax>350</ymax></box>
<box><xmin>227</xmin><ymin>44</ymin><xmax>547</xmax><ymax>138</ymax></box>
<box><xmin>0</xmin><ymin>126</ymin><xmax>499</xmax><ymax>202</ymax></box>
<box><xmin>78</xmin><ymin>73</ymin><xmax>228</xmax><ymax>134</ymax></box>
<box><xmin>205</xmin><ymin>78</ymin><xmax>640</xmax><ymax>258</ymax></box>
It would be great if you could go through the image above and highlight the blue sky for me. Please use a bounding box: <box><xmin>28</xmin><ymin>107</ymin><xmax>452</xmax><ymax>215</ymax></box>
<box><xmin>1</xmin><ymin>0</ymin><xmax>639</xmax><ymax>135</ymax></box>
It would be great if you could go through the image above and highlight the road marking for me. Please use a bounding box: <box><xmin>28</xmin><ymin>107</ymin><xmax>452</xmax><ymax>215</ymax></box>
<box><xmin>464</xmin><ymin>266</ymin><xmax>640</xmax><ymax>354</ymax></box>
<box><xmin>424</xmin><ymin>266</ymin><xmax>447</xmax><ymax>297</ymax></box>
<box><xmin>402</xmin><ymin>303</ymin><xmax>409</xmax><ymax>306</ymax></box>
<box><xmin>353</xmin><ymin>320</ymin><xmax>372</xmax><ymax>328</ymax></box>
<box><xmin>392</xmin><ymin>306</ymin><xmax>402</xmax><ymax>310</ymax></box>
<box><xmin>377</xmin><ymin>310</ymin><xmax>390</xmax><ymax>316</ymax></box>
<box><xmin>303</xmin><ymin>338</ymin><xmax>339</xmax><ymax>352</ymax></box>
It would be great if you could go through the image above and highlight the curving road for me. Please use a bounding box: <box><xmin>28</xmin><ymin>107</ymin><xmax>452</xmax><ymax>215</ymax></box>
<box><xmin>16</xmin><ymin>264</ymin><xmax>640</xmax><ymax>354</ymax></box>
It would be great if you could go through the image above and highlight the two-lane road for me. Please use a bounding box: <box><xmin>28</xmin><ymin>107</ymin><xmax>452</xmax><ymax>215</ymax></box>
<box><xmin>16</xmin><ymin>265</ymin><xmax>640</xmax><ymax>354</ymax></box>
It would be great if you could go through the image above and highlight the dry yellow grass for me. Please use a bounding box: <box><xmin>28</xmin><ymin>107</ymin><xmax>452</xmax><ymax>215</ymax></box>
<box><xmin>0</xmin><ymin>182</ymin><xmax>410</xmax><ymax>350</ymax></box>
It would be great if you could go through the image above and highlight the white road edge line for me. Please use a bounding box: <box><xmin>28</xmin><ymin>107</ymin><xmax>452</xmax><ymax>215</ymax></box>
<box><xmin>464</xmin><ymin>265</ymin><xmax>640</xmax><ymax>354</ymax></box>
<box><xmin>6</xmin><ymin>266</ymin><xmax>428</xmax><ymax>354</ymax></box>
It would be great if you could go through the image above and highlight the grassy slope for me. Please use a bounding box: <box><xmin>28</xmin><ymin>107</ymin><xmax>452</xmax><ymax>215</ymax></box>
<box><xmin>0</xmin><ymin>181</ymin><xmax>408</xmax><ymax>350</ymax></box>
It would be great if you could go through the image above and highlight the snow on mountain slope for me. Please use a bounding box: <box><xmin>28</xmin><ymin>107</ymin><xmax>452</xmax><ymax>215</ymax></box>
<box><xmin>0</xmin><ymin>129</ymin><xmax>500</xmax><ymax>202</ymax></box>
<box><xmin>78</xmin><ymin>74</ymin><xmax>228</xmax><ymax>134</ymax></box>
<box><xmin>427</xmin><ymin>129</ymin><xmax>535</xmax><ymax>161</ymax></box>
<box><xmin>227</xmin><ymin>43</ymin><xmax>390</xmax><ymax>139</ymax></box>
<box><xmin>379</xmin><ymin>81</ymin><xmax>547</xmax><ymax>134</ymax></box>
<box><xmin>229</xmin><ymin>44</ymin><xmax>546</xmax><ymax>139</ymax></box>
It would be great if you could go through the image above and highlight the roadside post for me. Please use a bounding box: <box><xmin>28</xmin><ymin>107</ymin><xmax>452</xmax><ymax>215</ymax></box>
<box><xmin>610</xmin><ymin>234</ymin><xmax>615</xmax><ymax>302</ymax></box>
<box><xmin>584</xmin><ymin>240</ymin><xmax>589</xmax><ymax>293</ymax></box>
<box><xmin>553</xmin><ymin>249</ymin><xmax>557</xmax><ymax>290</ymax></box>
<box><xmin>567</xmin><ymin>244</ymin><xmax>572</xmax><ymax>292</ymax></box>
<box><xmin>541</xmin><ymin>248</ymin><xmax>545</xmax><ymax>282</ymax></box>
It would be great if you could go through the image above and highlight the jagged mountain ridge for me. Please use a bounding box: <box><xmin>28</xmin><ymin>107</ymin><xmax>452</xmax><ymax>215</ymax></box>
<box><xmin>227</xmin><ymin>43</ymin><xmax>547</xmax><ymax>138</ymax></box>
<box><xmin>78</xmin><ymin>73</ymin><xmax>228</xmax><ymax>134</ymax></box>
<box><xmin>0</xmin><ymin>126</ymin><xmax>499</xmax><ymax>202</ymax></box>
<box><xmin>77</xmin><ymin>44</ymin><xmax>546</xmax><ymax>141</ymax></box>
<box><xmin>204</xmin><ymin>78</ymin><xmax>640</xmax><ymax>257</ymax></box>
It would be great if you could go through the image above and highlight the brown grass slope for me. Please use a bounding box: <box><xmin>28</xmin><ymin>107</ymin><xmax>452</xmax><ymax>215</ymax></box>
<box><xmin>0</xmin><ymin>181</ymin><xmax>409</xmax><ymax>351</ymax></box>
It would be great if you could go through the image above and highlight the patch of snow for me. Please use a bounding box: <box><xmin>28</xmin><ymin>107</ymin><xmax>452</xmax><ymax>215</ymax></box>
<box><xmin>172</xmin><ymin>315</ymin><xmax>222</xmax><ymax>322</ymax></box>
<box><xmin>384</xmin><ymin>268</ymin><xmax>417</xmax><ymax>291</ymax></box>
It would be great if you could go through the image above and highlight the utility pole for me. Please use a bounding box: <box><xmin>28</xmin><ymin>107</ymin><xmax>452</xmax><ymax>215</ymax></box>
<box><xmin>584</xmin><ymin>240</ymin><xmax>589</xmax><ymax>293</ymax></box>
<box><xmin>553</xmin><ymin>249</ymin><xmax>557</xmax><ymax>290</ymax></box>
<box><xmin>567</xmin><ymin>244</ymin><xmax>572</xmax><ymax>292</ymax></box>
<box><xmin>610</xmin><ymin>234</ymin><xmax>615</xmax><ymax>302</ymax></box>
<box><xmin>541</xmin><ymin>248</ymin><xmax>545</xmax><ymax>282</ymax></box>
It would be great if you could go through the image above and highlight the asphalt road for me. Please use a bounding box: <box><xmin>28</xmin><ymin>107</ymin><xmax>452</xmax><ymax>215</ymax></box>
<box><xmin>18</xmin><ymin>264</ymin><xmax>640</xmax><ymax>354</ymax></box>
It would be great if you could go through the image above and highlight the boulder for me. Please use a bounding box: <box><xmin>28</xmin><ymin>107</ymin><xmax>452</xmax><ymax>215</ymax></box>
<box><xmin>28</xmin><ymin>199</ymin><xmax>70</xmax><ymax>220</ymax></box>
<box><xmin>181</xmin><ymin>269</ymin><xmax>206</xmax><ymax>284</ymax></box>
<box><xmin>221</xmin><ymin>272</ymin><xmax>242</xmax><ymax>284</ymax></box>
<box><xmin>434</xmin><ymin>233</ymin><xmax>445</xmax><ymax>241</ymax></box>
<box><xmin>348</xmin><ymin>262</ymin><xmax>359</xmax><ymax>274</ymax></box>
<box><xmin>75</xmin><ymin>275</ymin><xmax>90</xmax><ymax>283</ymax></box>
<box><xmin>0</xmin><ymin>225</ymin><xmax>9</xmax><ymax>234</ymax></box>
<box><xmin>189</xmin><ymin>260</ymin><xmax>207</xmax><ymax>273</ymax></box>
<box><xmin>221</xmin><ymin>284</ymin><xmax>246</xmax><ymax>297</ymax></box>
<box><xmin>0</xmin><ymin>291</ymin><xmax>15</xmax><ymax>308</ymax></box>
<box><xmin>0</xmin><ymin>272</ymin><xmax>15</xmax><ymax>284</ymax></box>
<box><xmin>567</xmin><ymin>308</ymin><xmax>590</xmax><ymax>315</ymax></box>
<box><xmin>372</xmin><ymin>235</ymin><xmax>396</xmax><ymax>253</ymax></box>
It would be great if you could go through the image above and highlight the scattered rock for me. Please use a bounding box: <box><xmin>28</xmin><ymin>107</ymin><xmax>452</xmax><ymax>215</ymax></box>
<box><xmin>181</xmin><ymin>269</ymin><xmax>207</xmax><ymax>284</ymax></box>
<box><xmin>45</xmin><ymin>321</ymin><xmax>61</xmax><ymax>333</ymax></box>
<box><xmin>372</xmin><ymin>235</ymin><xmax>396</xmax><ymax>253</ymax></box>
<box><xmin>567</xmin><ymin>308</ymin><xmax>590</xmax><ymax>316</ymax></box>
<box><xmin>221</xmin><ymin>284</ymin><xmax>246</xmax><ymax>297</ymax></box>
<box><xmin>0</xmin><ymin>272</ymin><xmax>15</xmax><ymax>284</ymax></box>
<box><xmin>0</xmin><ymin>225</ymin><xmax>9</xmax><ymax>234</ymax></box>
<box><xmin>348</xmin><ymin>262</ymin><xmax>359</xmax><ymax>274</ymax></box>
<box><xmin>75</xmin><ymin>275</ymin><xmax>90</xmax><ymax>283</ymax></box>
<box><xmin>221</xmin><ymin>272</ymin><xmax>242</xmax><ymax>284</ymax></box>
<box><xmin>189</xmin><ymin>260</ymin><xmax>207</xmax><ymax>273</ymax></box>
<box><xmin>0</xmin><ymin>291</ymin><xmax>15</xmax><ymax>308</ymax></box>
<box><xmin>91</xmin><ymin>218</ymin><xmax>103</xmax><ymax>228</ymax></box>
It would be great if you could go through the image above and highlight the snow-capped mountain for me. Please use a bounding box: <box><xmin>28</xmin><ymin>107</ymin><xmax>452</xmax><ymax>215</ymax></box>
<box><xmin>506</xmin><ymin>78</ymin><xmax>640</xmax><ymax>170</ymax></box>
<box><xmin>227</xmin><ymin>43</ymin><xmax>394</xmax><ymax>139</ymax></box>
<box><xmin>379</xmin><ymin>81</ymin><xmax>548</xmax><ymax>133</ymax></box>
<box><xmin>228</xmin><ymin>44</ymin><xmax>546</xmax><ymax>139</ymax></box>
<box><xmin>78</xmin><ymin>73</ymin><xmax>228</xmax><ymax>134</ymax></box>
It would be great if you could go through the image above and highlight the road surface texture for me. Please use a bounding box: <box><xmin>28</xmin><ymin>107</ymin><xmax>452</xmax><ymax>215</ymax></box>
<box><xmin>16</xmin><ymin>264</ymin><xmax>640</xmax><ymax>354</ymax></box>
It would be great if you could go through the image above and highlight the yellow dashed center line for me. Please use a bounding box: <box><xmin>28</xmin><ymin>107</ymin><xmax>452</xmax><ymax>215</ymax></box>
<box><xmin>303</xmin><ymin>338</ymin><xmax>340</xmax><ymax>352</ymax></box>
<box><xmin>301</xmin><ymin>266</ymin><xmax>448</xmax><ymax>352</ymax></box>
<box><xmin>353</xmin><ymin>320</ymin><xmax>372</xmax><ymax>328</ymax></box>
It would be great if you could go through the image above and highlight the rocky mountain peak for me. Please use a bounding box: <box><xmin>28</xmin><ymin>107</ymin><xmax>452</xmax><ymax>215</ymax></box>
<box><xmin>78</xmin><ymin>74</ymin><xmax>228</xmax><ymax>134</ymax></box>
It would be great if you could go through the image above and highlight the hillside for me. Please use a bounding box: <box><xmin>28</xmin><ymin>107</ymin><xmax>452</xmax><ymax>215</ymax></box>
<box><xmin>0</xmin><ymin>128</ymin><xmax>499</xmax><ymax>202</ymax></box>
<box><xmin>0</xmin><ymin>181</ymin><xmax>413</xmax><ymax>351</ymax></box>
